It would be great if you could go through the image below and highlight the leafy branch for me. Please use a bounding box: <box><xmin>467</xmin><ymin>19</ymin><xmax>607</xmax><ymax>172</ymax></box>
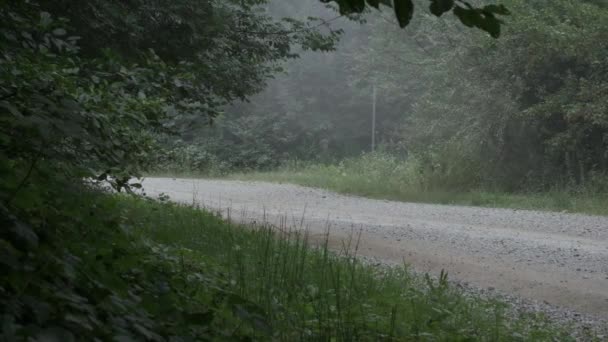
<box><xmin>6</xmin><ymin>150</ymin><xmax>42</xmax><ymax>206</ymax></box>
<box><xmin>321</xmin><ymin>0</ymin><xmax>510</xmax><ymax>37</ymax></box>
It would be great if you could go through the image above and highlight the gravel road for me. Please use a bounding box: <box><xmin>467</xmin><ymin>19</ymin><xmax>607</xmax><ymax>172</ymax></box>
<box><xmin>141</xmin><ymin>177</ymin><xmax>608</xmax><ymax>334</ymax></box>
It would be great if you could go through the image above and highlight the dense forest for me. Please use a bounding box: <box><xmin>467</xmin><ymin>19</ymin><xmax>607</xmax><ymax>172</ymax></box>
<box><xmin>158</xmin><ymin>0</ymin><xmax>608</xmax><ymax>192</ymax></box>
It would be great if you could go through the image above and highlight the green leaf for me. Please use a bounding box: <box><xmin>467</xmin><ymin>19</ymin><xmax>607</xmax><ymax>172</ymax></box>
<box><xmin>39</xmin><ymin>12</ymin><xmax>53</xmax><ymax>28</ymax></box>
<box><xmin>350</xmin><ymin>0</ymin><xmax>365</xmax><ymax>12</ymax></box>
<box><xmin>366</xmin><ymin>0</ymin><xmax>381</xmax><ymax>9</ymax></box>
<box><xmin>8</xmin><ymin>218</ymin><xmax>39</xmax><ymax>249</ymax></box>
<box><xmin>394</xmin><ymin>0</ymin><xmax>415</xmax><ymax>28</ymax></box>
<box><xmin>452</xmin><ymin>6</ymin><xmax>476</xmax><ymax>28</ymax></box>
<box><xmin>478</xmin><ymin>16</ymin><xmax>502</xmax><ymax>38</ymax></box>
<box><xmin>0</xmin><ymin>239</ymin><xmax>21</xmax><ymax>269</ymax></box>
<box><xmin>52</xmin><ymin>28</ymin><xmax>67</xmax><ymax>36</ymax></box>
<box><xmin>36</xmin><ymin>327</ymin><xmax>75</xmax><ymax>342</ymax></box>
<box><xmin>0</xmin><ymin>101</ymin><xmax>23</xmax><ymax>118</ymax></box>
<box><xmin>453</xmin><ymin>5</ymin><xmax>502</xmax><ymax>38</ymax></box>
<box><xmin>429</xmin><ymin>0</ymin><xmax>454</xmax><ymax>17</ymax></box>
<box><xmin>184</xmin><ymin>311</ymin><xmax>214</xmax><ymax>324</ymax></box>
<box><xmin>227</xmin><ymin>294</ymin><xmax>272</xmax><ymax>335</ymax></box>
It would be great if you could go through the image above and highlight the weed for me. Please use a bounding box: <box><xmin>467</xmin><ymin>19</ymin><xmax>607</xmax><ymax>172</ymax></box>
<box><xmin>230</xmin><ymin>153</ymin><xmax>608</xmax><ymax>216</ymax></box>
<box><xmin>126</xmin><ymin>197</ymin><xmax>574</xmax><ymax>340</ymax></box>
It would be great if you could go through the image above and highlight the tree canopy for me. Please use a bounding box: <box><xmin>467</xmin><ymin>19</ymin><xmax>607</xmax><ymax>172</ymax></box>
<box><xmin>166</xmin><ymin>0</ymin><xmax>608</xmax><ymax>192</ymax></box>
<box><xmin>0</xmin><ymin>0</ymin><xmax>341</xmax><ymax>191</ymax></box>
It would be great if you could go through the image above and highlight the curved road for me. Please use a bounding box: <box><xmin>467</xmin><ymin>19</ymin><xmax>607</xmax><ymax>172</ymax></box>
<box><xmin>141</xmin><ymin>177</ymin><xmax>608</xmax><ymax>319</ymax></box>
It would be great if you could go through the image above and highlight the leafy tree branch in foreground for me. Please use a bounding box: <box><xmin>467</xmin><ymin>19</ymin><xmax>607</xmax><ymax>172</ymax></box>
<box><xmin>321</xmin><ymin>0</ymin><xmax>510</xmax><ymax>37</ymax></box>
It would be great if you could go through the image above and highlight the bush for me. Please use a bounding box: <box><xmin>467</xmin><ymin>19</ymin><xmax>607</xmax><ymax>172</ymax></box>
<box><xmin>150</xmin><ymin>139</ymin><xmax>281</xmax><ymax>176</ymax></box>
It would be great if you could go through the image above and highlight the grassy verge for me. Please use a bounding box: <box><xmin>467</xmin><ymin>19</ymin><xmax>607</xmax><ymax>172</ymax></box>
<box><xmin>228</xmin><ymin>155</ymin><xmax>608</xmax><ymax>216</ymax></box>
<box><xmin>3</xmin><ymin>178</ymin><xmax>585</xmax><ymax>340</ymax></box>
<box><xmin>131</xmin><ymin>198</ymin><xmax>569</xmax><ymax>340</ymax></box>
<box><xmin>8</xmin><ymin>179</ymin><xmax>592</xmax><ymax>341</ymax></box>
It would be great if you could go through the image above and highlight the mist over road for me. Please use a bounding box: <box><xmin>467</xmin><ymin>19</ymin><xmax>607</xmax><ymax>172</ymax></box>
<box><xmin>142</xmin><ymin>177</ymin><xmax>608</xmax><ymax>318</ymax></box>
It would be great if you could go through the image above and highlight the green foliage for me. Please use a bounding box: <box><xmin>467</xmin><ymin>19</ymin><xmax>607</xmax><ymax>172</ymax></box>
<box><xmin>232</xmin><ymin>152</ymin><xmax>608</xmax><ymax>215</ymax></box>
<box><xmin>151</xmin><ymin>138</ymin><xmax>282</xmax><ymax>177</ymax></box>
<box><xmin>0</xmin><ymin>0</ymin><xmax>341</xmax><ymax>194</ymax></box>
<box><xmin>0</xmin><ymin>178</ymin><xmax>275</xmax><ymax>340</ymax></box>
<box><xmin>150</xmin><ymin>103</ymin><xmax>341</xmax><ymax>175</ymax></box>
<box><xmin>427</xmin><ymin>0</ymin><xmax>608</xmax><ymax>190</ymax></box>
<box><xmin>429</xmin><ymin>0</ymin><xmax>455</xmax><ymax>16</ymax></box>
<box><xmin>0</xmin><ymin>1</ymin><xmax>344</xmax><ymax>339</ymax></box>
<box><xmin>1</xmin><ymin>173</ymin><xmax>579</xmax><ymax>340</ymax></box>
<box><xmin>0</xmin><ymin>4</ymin><xmax>159</xmax><ymax>189</ymax></box>
<box><xmin>321</xmin><ymin>0</ymin><xmax>509</xmax><ymax>36</ymax></box>
<box><xmin>393</xmin><ymin>0</ymin><xmax>415</xmax><ymax>28</ymax></box>
<box><xmin>452</xmin><ymin>3</ymin><xmax>510</xmax><ymax>38</ymax></box>
<box><xmin>148</xmin><ymin>0</ymin><xmax>608</xmax><ymax>195</ymax></box>
<box><xmin>327</xmin><ymin>0</ymin><xmax>608</xmax><ymax>192</ymax></box>
<box><xmin>3</xmin><ymin>0</ymin><xmax>608</xmax><ymax>338</ymax></box>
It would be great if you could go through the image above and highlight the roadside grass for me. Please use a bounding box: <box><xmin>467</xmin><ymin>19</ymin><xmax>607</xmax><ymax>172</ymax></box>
<box><xmin>227</xmin><ymin>155</ymin><xmax>608</xmax><ymax>216</ymax></box>
<box><xmin>5</xmin><ymin>175</ymin><xmax>582</xmax><ymax>340</ymax></box>
<box><xmin>142</xmin><ymin>170</ymin><xmax>217</xmax><ymax>180</ymax></box>
<box><xmin>123</xmin><ymin>195</ymin><xmax>576</xmax><ymax>340</ymax></box>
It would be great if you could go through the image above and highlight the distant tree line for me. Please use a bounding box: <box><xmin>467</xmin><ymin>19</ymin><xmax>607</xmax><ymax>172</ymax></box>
<box><xmin>167</xmin><ymin>0</ymin><xmax>608</xmax><ymax>192</ymax></box>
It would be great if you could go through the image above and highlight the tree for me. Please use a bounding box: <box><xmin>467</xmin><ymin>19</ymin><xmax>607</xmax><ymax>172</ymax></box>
<box><xmin>397</xmin><ymin>0</ymin><xmax>608</xmax><ymax>190</ymax></box>
<box><xmin>203</xmin><ymin>0</ymin><xmax>608</xmax><ymax>192</ymax></box>
<box><xmin>0</xmin><ymin>0</ymin><xmax>341</xmax><ymax>192</ymax></box>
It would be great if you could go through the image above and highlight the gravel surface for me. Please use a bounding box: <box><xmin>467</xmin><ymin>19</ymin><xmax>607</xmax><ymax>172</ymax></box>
<box><xmin>141</xmin><ymin>177</ymin><xmax>608</xmax><ymax>337</ymax></box>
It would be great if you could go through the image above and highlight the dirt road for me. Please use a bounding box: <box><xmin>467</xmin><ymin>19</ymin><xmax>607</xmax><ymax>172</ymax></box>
<box><xmin>141</xmin><ymin>177</ymin><xmax>608</xmax><ymax>320</ymax></box>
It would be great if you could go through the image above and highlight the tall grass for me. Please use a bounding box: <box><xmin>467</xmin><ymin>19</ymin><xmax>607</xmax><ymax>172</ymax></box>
<box><xmin>230</xmin><ymin>152</ymin><xmax>608</xmax><ymax>216</ymax></box>
<box><xmin>121</xmin><ymin>196</ymin><xmax>578</xmax><ymax>340</ymax></box>
<box><xmin>3</xmin><ymin>175</ymin><xmax>597</xmax><ymax>340</ymax></box>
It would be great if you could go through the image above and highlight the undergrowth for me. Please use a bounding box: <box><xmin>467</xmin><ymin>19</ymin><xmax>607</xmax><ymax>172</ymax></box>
<box><xmin>229</xmin><ymin>153</ymin><xmax>608</xmax><ymax>216</ymax></box>
<box><xmin>2</xmin><ymin>179</ymin><xmax>581</xmax><ymax>340</ymax></box>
